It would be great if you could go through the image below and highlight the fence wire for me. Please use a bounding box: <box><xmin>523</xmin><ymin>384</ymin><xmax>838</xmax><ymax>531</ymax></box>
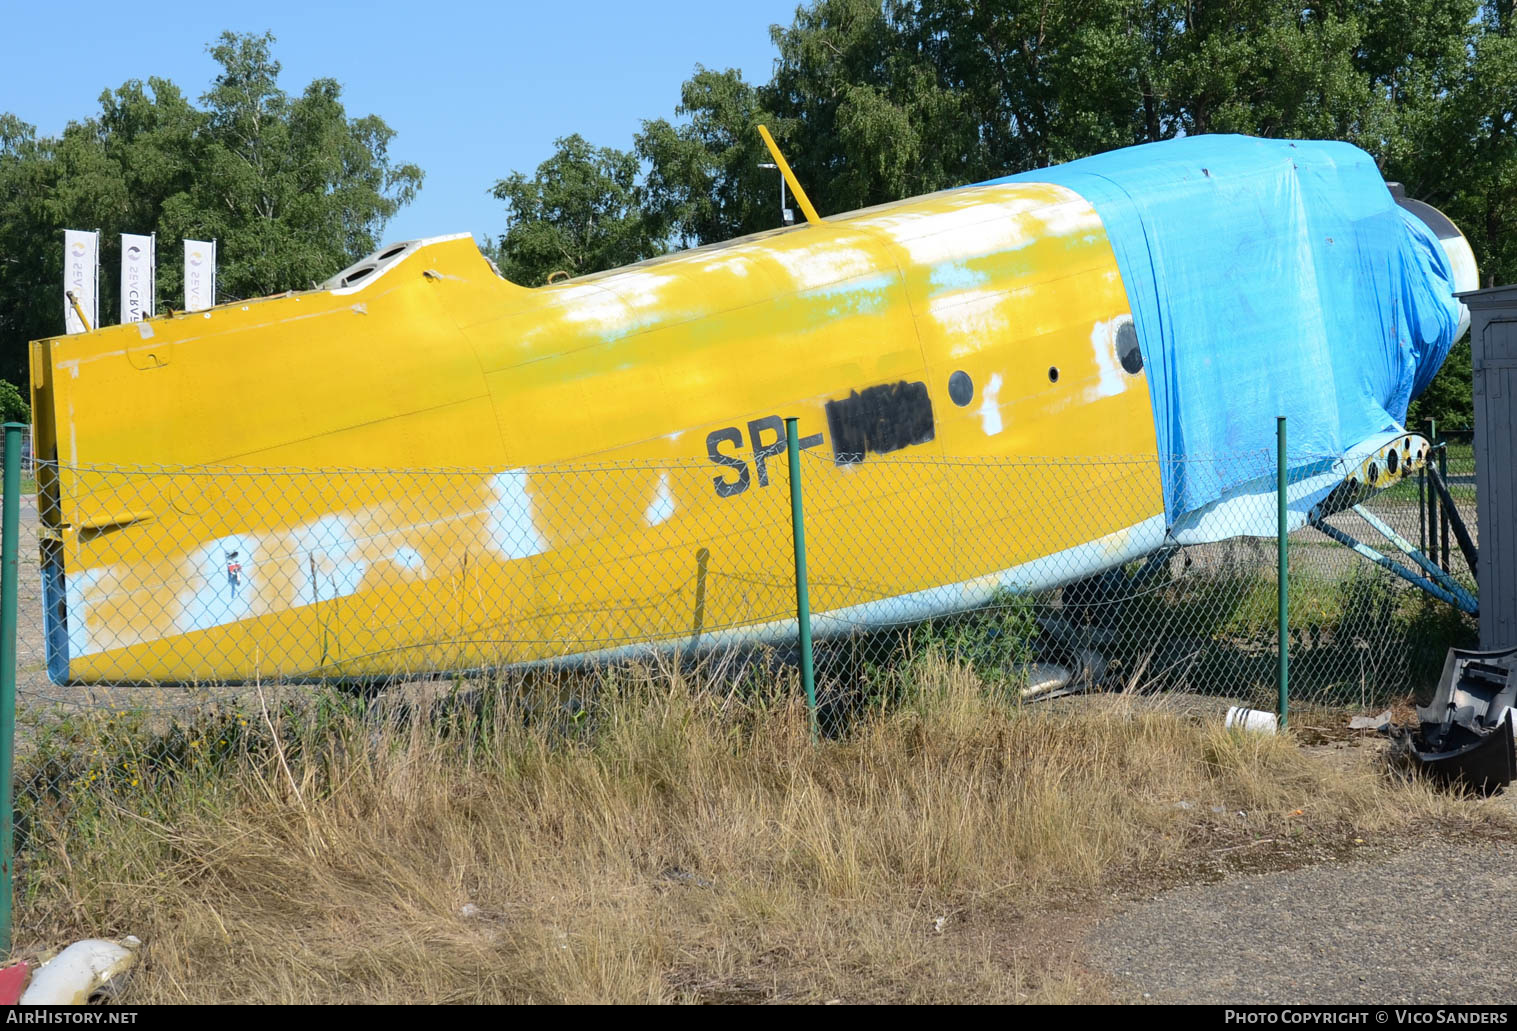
<box><xmin>0</xmin><ymin>443</ymin><xmax>1481</xmax><ymax>901</ymax></box>
<box><xmin>7</xmin><ymin>445</ymin><xmax>1477</xmax><ymax>730</ymax></box>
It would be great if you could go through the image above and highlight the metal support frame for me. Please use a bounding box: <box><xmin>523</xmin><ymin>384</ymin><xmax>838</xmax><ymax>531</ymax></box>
<box><xmin>1309</xmin><ymin>513</ymin><xmax>1476</xmax><ymax>615</ymax></box>
<box><xmin>1427</xmin><ymin>463</ymin><xmax>1479</xmax><ymax>578</ymax></box>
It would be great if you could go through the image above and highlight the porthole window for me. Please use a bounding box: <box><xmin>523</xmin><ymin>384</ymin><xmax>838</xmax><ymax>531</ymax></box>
<box><xmin>948</xmin><ymin>370</ymin><xmax>974</xmax><ymax>406</ymax></box>
<box><xmin>1117</xmin><ymin>320</ymin><xmax>1143</xmax><ymax>374</ymax></box>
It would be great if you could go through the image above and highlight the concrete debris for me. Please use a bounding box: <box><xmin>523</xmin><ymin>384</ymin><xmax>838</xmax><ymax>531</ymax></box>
<box><xmin>1349</xmin><ymin>710</ymin><xmax>1393</xmax><ymax>731</ymax></box>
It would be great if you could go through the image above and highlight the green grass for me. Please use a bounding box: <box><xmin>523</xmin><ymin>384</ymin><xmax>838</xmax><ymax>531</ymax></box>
<box><xmin>0</xmin><ymin>476</ymin><xmax>34</xmax><ymax>499</ymax></box>
<box><xmin>1381</xmin><ymin>476</ymin><xmax>1475</xmax><ymax>507</ymax></box>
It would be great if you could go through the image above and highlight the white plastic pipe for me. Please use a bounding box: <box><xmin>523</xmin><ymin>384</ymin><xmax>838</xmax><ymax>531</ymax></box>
<box><xmin>19</xmin><ymin>937</ymin><xmax>140</xmax><ymax>1005</ymax></box>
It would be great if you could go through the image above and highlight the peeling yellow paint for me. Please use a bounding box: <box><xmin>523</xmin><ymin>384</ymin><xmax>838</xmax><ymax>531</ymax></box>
<box><xmin>31</xmin><ymin>182</ymin><xmax>1164</xmax><ymax>682</ymax></box>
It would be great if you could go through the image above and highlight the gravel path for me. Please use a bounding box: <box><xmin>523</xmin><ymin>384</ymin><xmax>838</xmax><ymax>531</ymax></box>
<box><xmin>1091</xmin><ymin>839</ymin><xmax>1517</xmax><ymax>1004</ymax></box>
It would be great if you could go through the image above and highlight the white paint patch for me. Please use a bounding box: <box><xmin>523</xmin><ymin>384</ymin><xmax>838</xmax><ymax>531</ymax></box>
<box><xmin>177</xmin><ymin>536</ymin><xmax>259</xmax><ymax>634</ymax></box>
<box><xmin>553</xmin><ymin>282</ymin><xmax>628</xmax><ymax>330</ymax></box>
<box><xmin>929</xmin><ymin>287</ymin><xmax>1010</xmax><ymax>357</ymax></box>
<box><xmin>765</xmin><ymin>243</ymin><xmax>879</xmax><ymax>291</ymax></box>
<box><xmin>895</xmin><ymin>213</ymin><xmax>1039</xmax><ymax>267</ymax></box>
<box><xmin>978</xmin><ymin>373</ymin><xmax>1004</xmax><ymax>435</ymax></box>
<box><xmin>702</xmin><ymin>254</ymin><xmax>751</xmax><ymax>278</ymax></box>
<box><xmin>487</xmin><ymin>470</ymin><xmax>548</xmax><ymax>560</ymax></box>
<box><xmin>292</xmin><ymin>516</ymin><xmax>367</xmax><ymax>606</ymax></box>
<box><xmin>928</xmin><ymin>261</ymin><xmax>990</xmax><ymax>294</ymax></box>
<box><xmin>644</xmin><ymin>472</ymin><xmax>676</xmax><ymax>527</ymax></box>
<box><xmin>65</xmin><ymin>568</ymin><xmax>105</xmax><ymax>657</ymax></box>
<box><xmin>604</xmin><ymin>269</ymin><xmax>679</xmax><ymax>311</ymax></box>
<box><xmin>1085</xmin><ymin>317</ymin><xmax>1127</xmax><ymax>402</ymax></box>
<box><xmin>57</xmin><ymin>350</ymin><xmax>130</xmax><ymax>375</ymax></box>
<box><xmin>392</xmin><ymin>547</ymin><xmax>426</xmax><ymax>574</ymax></box>
<box><xmin>557</xmin><ymin>270</ymin><xmax>683</xmax><ymax>342</ymax></box>
<box><xmin>510</xmin><ymin>322</ymin><xmax>552</xmax><ymax>352</ymax></box>
<box><xmin>1034</xmin><ymin>199</ymin><xmax>1103</xmax><ymax>241</ymax></box>
<box><xmin>58</xmin><ymin>482</ymin><xmax>541</xmax><ymax>664</ymax></box>
<box><xmin>801</xmin><ymin>272</ymin><xmax>894</xmax><ymax>317</ymax></box>
<box><xmin>862</xmin><ymin>190</ymin><xmax>1049</xmax><ymax>266</ymax></box>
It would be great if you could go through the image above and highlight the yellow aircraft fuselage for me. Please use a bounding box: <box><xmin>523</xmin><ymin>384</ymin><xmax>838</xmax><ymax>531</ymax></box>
<box><xmin>32</xmin><ymin>182</ymin><xmax>1166</xmax><ymax>683</ymax></box>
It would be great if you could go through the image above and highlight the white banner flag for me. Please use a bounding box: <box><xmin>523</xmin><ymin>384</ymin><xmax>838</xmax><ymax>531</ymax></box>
<box><xmin>184</xmin><ymin>239</ymin><xmax>216</xmax><ymax>312</ymax></box>
<box><xmin>120</xmin><ymin>233</ymin><xmax>155</xmax><ymax>323</ymax></box>
<box><xmin>63</xmin><ymin>229</ymin><xmax>99</xmax><ymax>334</ymax></box>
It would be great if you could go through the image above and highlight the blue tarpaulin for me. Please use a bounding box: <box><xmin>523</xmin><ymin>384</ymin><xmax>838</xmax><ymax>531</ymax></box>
<box><xmin>979</xmin><ymin>135</ymin><xmax>1463</xmax><ymax>524</ymax></box>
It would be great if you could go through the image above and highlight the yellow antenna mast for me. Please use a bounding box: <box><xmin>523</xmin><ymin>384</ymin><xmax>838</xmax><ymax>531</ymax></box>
<box><xmin>65</xmin><ymin>290</ymin><xmax>92</xmax><ymax>333</ymax></box>
<box><xmin>756</xmin><ymin>124</ymin><xmax>822</xmax><ymax>226</ymax></box>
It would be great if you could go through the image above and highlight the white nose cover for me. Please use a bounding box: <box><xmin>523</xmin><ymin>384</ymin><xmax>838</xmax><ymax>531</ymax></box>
<box><xmin>1441</xmin><ymin>232</ymin><xmax>1479</xmax><ymax>340</ymax></box>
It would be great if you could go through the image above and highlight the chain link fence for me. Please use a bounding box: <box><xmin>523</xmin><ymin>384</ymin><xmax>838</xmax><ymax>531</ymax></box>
<box><xmin>0</xmin><ymin>437</ymin><xmax>1480</xmax><ymax>928</ymax></box>
<box><xmin>12</xmin><ymin>443</ymin><xmax>1478</xmax><ymax>714</ymax></box>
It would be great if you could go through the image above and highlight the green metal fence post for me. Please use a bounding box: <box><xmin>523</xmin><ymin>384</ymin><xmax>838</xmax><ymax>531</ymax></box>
<box><xmin>0</xmin><ymin>422</ymin><xmax>23</xmax><ymax>954</ymax></box>
<box><xmin>785</xmin><ymin>418</ymin><xmax>818</xmax><ymax>742</ymax></box>
<box><xmin>1277</xmin><ymin>416</ymin><xmax>1289</xmax><ymax>732</ymax></box>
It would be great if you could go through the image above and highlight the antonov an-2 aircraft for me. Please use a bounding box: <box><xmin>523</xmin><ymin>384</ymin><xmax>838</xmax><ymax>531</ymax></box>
<box><xmin>29</xmin><ymin>133</ymin><xmax>1476</xmax><ymax>685</ymax></box>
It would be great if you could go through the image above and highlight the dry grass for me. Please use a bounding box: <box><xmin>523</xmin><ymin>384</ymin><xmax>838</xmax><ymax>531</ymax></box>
<box><xmin>12</xmin><ymin>658</ymin><xmax>1510</xmax><ymax>1004</ymax></box>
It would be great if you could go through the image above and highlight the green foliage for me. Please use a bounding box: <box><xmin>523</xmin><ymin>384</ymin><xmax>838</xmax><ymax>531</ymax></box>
<box><xmin>1316</xmin><ymin>566</ymin><xmax>1476</xmax><ymax>704</ymax></box>
<box><xmin>1409</xmin><ymin>339</ymin><xmax>1474</xmax><ymax>429</ymax></box>
<box><xmin>1402</xmin><ymin>591</ymin><xmax>1479</xmax><ymax>703</ymax></box>
<box><xmin>487</xmin><ymin>0</ymin><xmax>1515</xmax><ymax>431</ymax></box>
<box><xmin>636</xmin><ymin>68</ymin><xmax>776</xmax><ymax>249</ymax></box>
<box><xmin>848</xmin><ymin>590</ymin><xmax>1041</xmax><ymax>713</ymax></box>
<box><xmin>0</xmin><ymin>380</ymin><xmax>28</xmax><ymax>423</ymax></box>
<box><xmin>173</xmin><ymin>32</ymin><xmax>423</xmax><ymax>300</ymax></box>
<box><xmin>487</xmin><ymin>134</ymin><xmax>659</xmax><ymax>286</ymax></box>
<box><xmin>762</xmin><ymin>0</ymin><xmax>976</xmax><ymax>213</ymax></box>
<box><xmin>911</xmin><ymin>590</ymin><xmax>1041</xmax><ymax>685</ymax></box>
<box><xmin>0</xmin><ymin>31</ymin><xmax>422</xmax><ymax>386</ymax></box>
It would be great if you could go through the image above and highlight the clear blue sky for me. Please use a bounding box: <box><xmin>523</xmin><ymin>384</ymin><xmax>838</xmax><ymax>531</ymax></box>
<box><xmin>0</xmin><ymin>0</ymin><xmax>797</xmax><ymax>246</ymax></box>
